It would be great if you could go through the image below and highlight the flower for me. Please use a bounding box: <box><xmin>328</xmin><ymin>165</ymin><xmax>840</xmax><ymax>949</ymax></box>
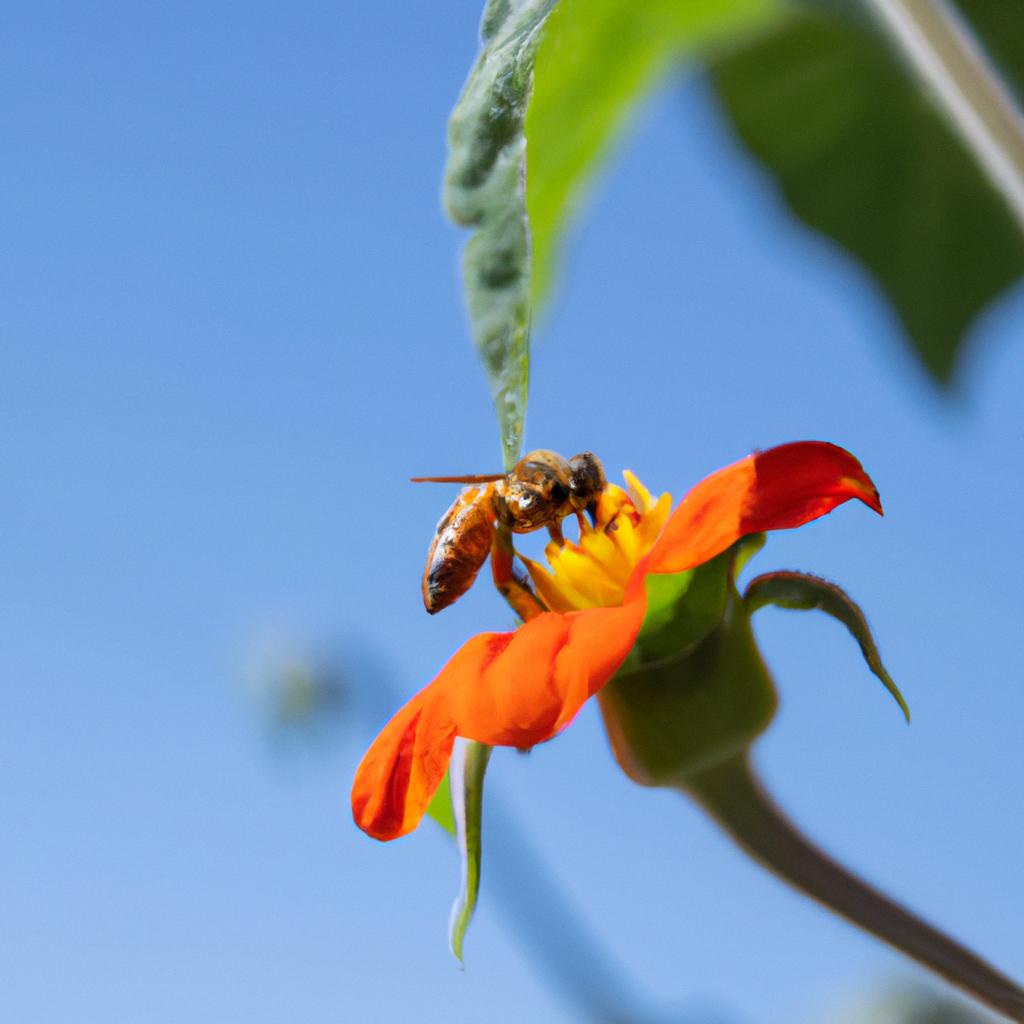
<box><xmin>351</xmin><ymin>441</ymin><xmax>881</xmax><ymax>841</ymax></box>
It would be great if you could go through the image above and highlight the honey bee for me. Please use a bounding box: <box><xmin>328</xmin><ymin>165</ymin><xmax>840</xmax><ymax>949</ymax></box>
<box><xmin>413</xmin><ymin>450</ymin><xmax>607</xmax><ymax>616</ymax></box>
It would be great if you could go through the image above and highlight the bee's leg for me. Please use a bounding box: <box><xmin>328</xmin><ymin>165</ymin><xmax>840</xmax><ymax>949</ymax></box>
<box><xmin>491</xmin><ymin>525</ymin><xmax>547</xmax><ymax>621</ymax></box>
<box><xmin>546</xmin><ymin>521</ymin><xmax>565</xmax><ymax>546</ymax></box>
<box><xmin>574</xmin><ymin>511</ymin><xmax>588</xmax><ymax>536</ymax></box>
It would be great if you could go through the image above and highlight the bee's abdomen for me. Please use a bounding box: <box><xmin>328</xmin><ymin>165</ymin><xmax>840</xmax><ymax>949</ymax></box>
<box><xmin>422</xmin><ymin>486</ymin><xmax>496</xmax><ymax>614</ymax></box>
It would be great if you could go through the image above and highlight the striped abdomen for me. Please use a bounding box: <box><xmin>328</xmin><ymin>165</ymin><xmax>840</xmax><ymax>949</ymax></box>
<box><xmin>422</xmin><ymin>485</ymin><xmax>496</xmax><ymax>614</ymax></box>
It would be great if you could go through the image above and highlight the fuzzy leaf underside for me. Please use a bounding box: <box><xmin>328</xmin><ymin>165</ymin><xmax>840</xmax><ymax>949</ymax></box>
<box><xmin>444</xmin><ymin>0</ymin><xmax>558</xmax><ymax>470</ymax></box>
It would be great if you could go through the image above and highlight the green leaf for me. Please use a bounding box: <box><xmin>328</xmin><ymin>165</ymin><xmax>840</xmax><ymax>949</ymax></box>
<box><xmin>744</xmin><ymin>570</ymin><xmax>910</xmax><ymax>722</ymax></box>
<box><xmin>445</xmin><ymin>0</ymin><xmax>558</xmax><ymax>470</ymax></box>
<box><xmin>425</xmin><ymin>768</ymin><xmax>456</xmax><ymax>837</ymax></box>
<box><xmin>526</xmin><ymin>0</ymin><xmax>777</xmax><ymax>307</ymax></box>
<box><xmin>710</xmin><ymin>7</ymin><xmax>1024</xmax><ymax>382</ymax></box>
<box><xmin>448</xmin><ymin>739</ymin><xmax>493</xmax><ymax>966</ymax></box>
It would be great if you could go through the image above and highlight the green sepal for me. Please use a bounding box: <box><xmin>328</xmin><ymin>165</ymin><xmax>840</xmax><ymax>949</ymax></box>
<box><xmin>448</xmin><ymin>740</ymin><xmax>493</xmax><ymax>966</ymax></box>
<box><xmin>426</xmin><ymin>768</ymin><xmax>456</xmax><ymax>837</ymax></box>
<box><xmin>631</xmin><ymin>552</ymin><xmax>731</xmax><ymax>664</ymax></box>
<box><xmin>631</xmin><ymin>535</ymin><xmax>766</xmax><ymax>665</ymax></box>
<box><xmin>744</xmin><ymin>571</ymin><xmax>910</xmax><ymax>723</ymax></box>
<box><xmin>732</xmin><ymin>531</ymin><xmax>766</xmax><ymax>578</ymax></box>
<box><xmin>600</xmin><ymin>548</ymin><xmax>777</xmax><ymax>787</ymax></box>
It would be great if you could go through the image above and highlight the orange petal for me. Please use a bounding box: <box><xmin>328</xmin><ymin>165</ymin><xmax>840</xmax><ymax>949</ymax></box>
<box><xmin>351</xmin><ymin>684</ymin><xmax>457</xmax><ymax>841</ymax></box>
<box><xmin>642</xmin><ymin>441</ymin><xmax>881</xmax><ymax>578</ymax></box>
<box><xmin>352</xmin><ymin>599</ymin><xmax>649</xmax><ymax>841</ymax></box>
<box><xmin>450</xmin><ymin>600</ymin><xmax>647</xmax><ymax>745</ymax></box>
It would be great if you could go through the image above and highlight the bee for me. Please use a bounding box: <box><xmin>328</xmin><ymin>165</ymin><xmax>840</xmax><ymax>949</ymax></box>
<box><xmin>412</xmin><ymin>450</ymin><xmax>607</xmax><ymax>616</ymax></box>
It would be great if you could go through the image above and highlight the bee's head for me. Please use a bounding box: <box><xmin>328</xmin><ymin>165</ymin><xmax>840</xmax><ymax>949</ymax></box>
<box><xmin>568</xmin><ymin>452</ymin><xmax>607</xmax><ymax>524</ymax></box>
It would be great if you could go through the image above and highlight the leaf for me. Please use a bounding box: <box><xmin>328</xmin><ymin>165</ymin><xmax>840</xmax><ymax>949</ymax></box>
<box><xmin>448</xmin><ymin>739</ymin><xmax>493</xmax><ymax>965</ymax></box>
<box><xmin>425</xmin><ymin>768</ymin><xmax>456</xmax><ymax>837</ymax></box>
<box><xmin>744</xmin><ymin>570</ymin><xmax>910</xmax><ymax>722</ymax></box>
<box><xmin>710</xmin><ymin>7</ymin><xmax>1024</xmax><ymax>382</ymax></box>
<box><xmin>526</xmin><ymin>0</ymin><xmax>777</xmax><ymax>307</ymax></box>
<box><xmin>445</xmin><ymin>0</ymin><xmax>558</xmax><ymax>470</ymax></box>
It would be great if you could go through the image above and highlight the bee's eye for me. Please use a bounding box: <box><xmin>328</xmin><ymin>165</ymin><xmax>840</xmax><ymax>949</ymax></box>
<box><xmin>548</xmin><ymin>482</ymin><xmax>568</xmax><ymax>505</ymax></box>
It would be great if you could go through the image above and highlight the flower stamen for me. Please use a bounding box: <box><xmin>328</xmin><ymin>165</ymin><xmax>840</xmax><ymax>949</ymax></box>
<box><xmin>519</xmin><ymin>473</ymin><xmax>673</xmax><ymax>613</ymax></box>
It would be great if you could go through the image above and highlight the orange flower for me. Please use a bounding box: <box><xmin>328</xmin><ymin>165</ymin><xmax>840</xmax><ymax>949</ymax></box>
<box><xmin>352</xmin><ymin>441</ymin><xmax>881</xmax><ymax>841</ymax></box>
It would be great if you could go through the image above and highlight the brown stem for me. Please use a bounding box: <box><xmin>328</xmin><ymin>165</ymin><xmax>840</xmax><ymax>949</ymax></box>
<box><xmin>684</xmin><ymin>754</ymin><xmax>1024</xmax><ymax>1022</ymax></box>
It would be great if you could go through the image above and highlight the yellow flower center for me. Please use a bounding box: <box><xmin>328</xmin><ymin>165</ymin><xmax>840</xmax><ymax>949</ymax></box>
<box><xmin>520</xmin><ymin>472</ymin><xmax>673</xmax><ymax>612</ymax></box>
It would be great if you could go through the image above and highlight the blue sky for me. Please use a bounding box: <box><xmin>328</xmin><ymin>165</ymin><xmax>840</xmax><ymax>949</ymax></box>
<box><xmin>2</xmin><ymin>2</ymin><xmax>1022</xmax><ymax>1022</ymax></box>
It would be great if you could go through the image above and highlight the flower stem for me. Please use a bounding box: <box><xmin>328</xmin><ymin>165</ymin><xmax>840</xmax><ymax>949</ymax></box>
<box><xmin>684</xmin><ymin>753</ymin><xmax>1024</xmax><ymax>1022</ymax></box>
<box><xmin>862</xmin><ymin>0</ymin><xmax>1024</xmax><ymax>230</ymax></box>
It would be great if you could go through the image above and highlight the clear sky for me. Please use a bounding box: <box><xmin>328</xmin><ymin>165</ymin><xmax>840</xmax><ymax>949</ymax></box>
<box><xmin>2</xmin><ymin>3</ymin><xmax>1022</xmax><ymax>1022</ymax></box>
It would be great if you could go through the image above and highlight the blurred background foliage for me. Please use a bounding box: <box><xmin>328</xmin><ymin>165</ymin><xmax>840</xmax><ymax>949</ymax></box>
<box><xmin>711</xmin><ymin>1</ymin><xmax>1024</xmax><ymax>381</ymax></box>
<box><xmin>462</xmin><ymin>0</ymin><xmax>1024</xmax><ymax>408</ymax></box>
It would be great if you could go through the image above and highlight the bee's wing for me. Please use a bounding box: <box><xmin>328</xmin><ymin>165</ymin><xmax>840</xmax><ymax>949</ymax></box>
<box><xmin>422</xmin><ymin>485</ymin><xmax>496</xmax><ymax>614</ymax></box>
<box><xmin>411</xmin><ymin>473</ymin><xmax>505</xmax><ymax>483</ymax></box>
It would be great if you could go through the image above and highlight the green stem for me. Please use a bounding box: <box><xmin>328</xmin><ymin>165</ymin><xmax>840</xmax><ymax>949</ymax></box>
<box><xmin>684</xmin><ymin>754</ymin><xmax>1024</xmax><ymax>1022</ymax></box>
<box><xmin>863</xmin><ymin>0</ymin><xmax>1024</xmax><ymax>230</ymax></box>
